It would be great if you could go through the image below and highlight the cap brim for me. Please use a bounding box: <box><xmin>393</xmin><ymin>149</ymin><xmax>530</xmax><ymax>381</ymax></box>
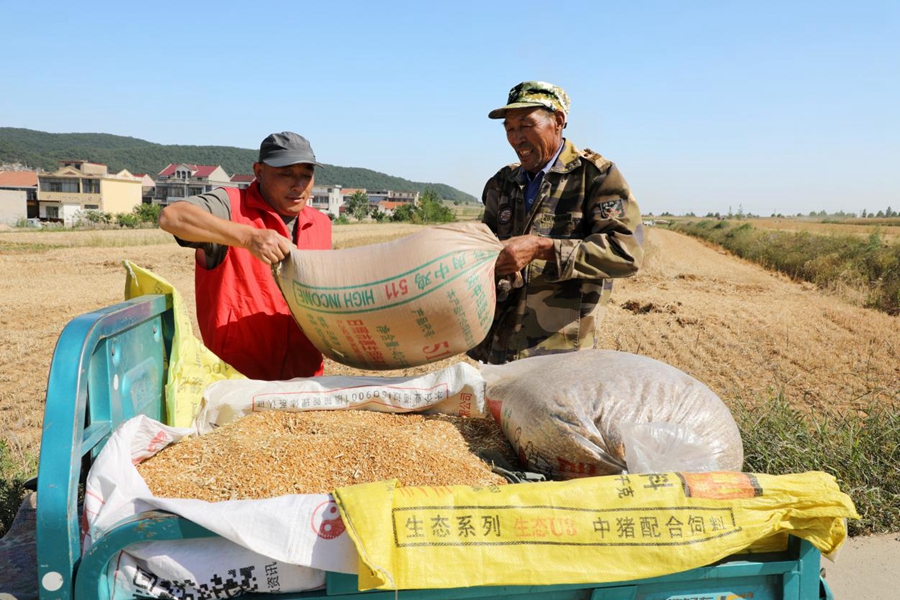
<box><xmin>262</xmin><ymin>156</ymin><xmax>322</xmax><ymax>168</ymax></box>
<box><xmin>488</xmin><ymin>101</ymin><xmax>550</xmax><ymax>119</ymax></box>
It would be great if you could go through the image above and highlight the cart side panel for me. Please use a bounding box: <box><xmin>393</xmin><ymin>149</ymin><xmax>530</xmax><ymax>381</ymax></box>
<box><xmin>36</xmin><ymin>294</ymin><xmax>172</xmax><ymax>600</ymax></box>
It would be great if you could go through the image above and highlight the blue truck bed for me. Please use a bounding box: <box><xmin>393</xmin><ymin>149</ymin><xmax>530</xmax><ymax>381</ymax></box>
<box><xmin>34</xmin><ymin>294</ymin><xmax>835</xmax><ymax>599</ymax></box>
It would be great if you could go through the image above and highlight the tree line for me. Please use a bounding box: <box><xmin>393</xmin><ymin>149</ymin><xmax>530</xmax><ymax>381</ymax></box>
<box><xmin>0</xmin><ymin>127</ymin><xmax>477</xmax><ymax>203</ymax></box>
<box><xmin>654</xmin><ymin>206</ymin><xmax>898</xmax><ymax>219</ymax></box>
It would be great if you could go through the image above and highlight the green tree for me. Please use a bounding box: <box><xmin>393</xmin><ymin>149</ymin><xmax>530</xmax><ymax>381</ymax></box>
<box><xmin>117</xmin><ymin>213</ymin><xmax>140</xmax><ymax>228</ymax></box>
<box><xmin>347</xmin><ymin>191</ymin><xmax>370</xmax><ymax>222</ymax></box>
<box><xmin>133</xmin><ymin>202</ymin><xmax>162</xmax><ymax>224</ymax></box>
<box><xmin>391</xmin><ymin>204</ymin><xmax>417</xmax><ymax>222</ymax></box>
<box><xmin>415</xmin><ymin>189</ymin><xmax>456</xmax><ymax>224</ymax></box>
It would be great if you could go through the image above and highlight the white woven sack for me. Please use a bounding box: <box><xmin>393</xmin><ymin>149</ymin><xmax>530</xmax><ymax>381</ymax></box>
<box><xmin>194</xmin><ymin>361</ymin><xmax>486</xmax><ymax>434</ymax></box>
<box><xmin>480</xmin><ymin>350</ymin><xmax>744</xmax><ymax>479</ymax></box>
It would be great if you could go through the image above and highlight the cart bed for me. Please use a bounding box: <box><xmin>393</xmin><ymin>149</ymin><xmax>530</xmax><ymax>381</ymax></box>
<box><xmin>34</xmin><ymin>295</ymin><xmax>834</xmax><ymax>600</ymax></box>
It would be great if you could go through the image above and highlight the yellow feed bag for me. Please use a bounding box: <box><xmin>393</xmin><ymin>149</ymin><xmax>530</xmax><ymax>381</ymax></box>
<box><xmin>333</xmin><ymin>470</ymin><xmax>857</xmax><ymax>591</ymax></box>
<box><xmin>123</xmin><ymin>261</ymin><xmax>244</xmax><ymax>427</ymax></box>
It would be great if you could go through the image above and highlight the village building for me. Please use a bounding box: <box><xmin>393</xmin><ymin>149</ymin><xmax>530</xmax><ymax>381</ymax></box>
<box><xmin>310</xmin><ymin>184</ymin><xmax>343</xmax><ymax>217</ymax></box>
<box><xmin>36</xmin><ymin>161</ymin><xmax>142</xmax><ymax>225</ymax></box>
<box><xmin>132</xmin><ymin>173</ymin><xmax>156</xmax><ymax>203</ymax></box>
<box><xmin>0</xmin><ymin>170</ymin><xmax>39</xmax><ymax>224</ymax></box>
<box><xmin>4</xmin><ymin>159</ymin><xmax>431</xmax><ymax>225</ymax></box>
<box><xmin>153</xmin><ymin>164</ymin><xmax>234</xmax><ymax>205</ymax></box>
<box><xmin>375</xmin><ymin>201</ymin><xmax>407</xmax><ymax>217</ymax></box>
<box><xmin>365</xmin><ymin>189</ymin><xmax>419</xmax><ymax>206</ymax></box>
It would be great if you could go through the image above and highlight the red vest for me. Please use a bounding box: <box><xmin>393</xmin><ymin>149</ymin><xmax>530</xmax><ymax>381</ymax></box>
<box><xmin>194</xmin><ymin>183</ymin><xmax>332</xmax><ymax>380</ymax></box>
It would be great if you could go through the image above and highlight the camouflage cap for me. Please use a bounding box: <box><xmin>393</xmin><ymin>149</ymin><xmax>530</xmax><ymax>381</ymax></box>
<box><xmin>488</xmin><ymin>81</ymin><xmax>571</xmax><ymax>119</ymax></box>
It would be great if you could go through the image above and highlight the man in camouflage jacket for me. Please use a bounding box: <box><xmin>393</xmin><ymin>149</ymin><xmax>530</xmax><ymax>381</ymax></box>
<box><xmin>469</xmin><ymin>81</ymin><xmax>644</xmax><ymax>364</ymax></box>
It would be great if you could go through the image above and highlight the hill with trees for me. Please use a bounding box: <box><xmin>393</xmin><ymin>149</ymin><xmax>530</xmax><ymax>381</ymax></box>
<box><xmin>0</xmin><ymin>128</ymin><xmax>477</xmax><ymax>203</ymax></box>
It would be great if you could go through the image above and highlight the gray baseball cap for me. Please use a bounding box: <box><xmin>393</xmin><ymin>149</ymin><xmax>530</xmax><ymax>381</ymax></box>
<box><xmin>258</xmin><ymin>131</ymin><xmax>321</xmax><ymax>167</ymax></box>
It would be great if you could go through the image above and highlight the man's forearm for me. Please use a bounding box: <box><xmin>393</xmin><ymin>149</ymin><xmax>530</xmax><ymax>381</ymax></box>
<box><xmin>160</xmin><ymin>201</ymin><xmax>295</xmax><ymax>265</ymax></box>
<box><xmin>159</xmin><ymin>202</ymin><xmax>253</xmax><ymax>249</ymax></box>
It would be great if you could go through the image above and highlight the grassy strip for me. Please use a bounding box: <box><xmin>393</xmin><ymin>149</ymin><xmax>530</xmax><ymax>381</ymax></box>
<box><xmin>733</xmin><ymin>396</ymin><xmax>900</xmax><ymax>536</ymax></box>
<box><xmin>0</xmin><ymin>441</ymin><xmax>36</xmax><ymax>537</ymax></box>
<box><xmin>670</xmin><ymin>220</ymin><xmax>900</xmax><ymax>315</ymax></box>
<box><xmin>0</xmin><ymin>241</ymin><xmax>69</xmax><ymax>252</ymax></box>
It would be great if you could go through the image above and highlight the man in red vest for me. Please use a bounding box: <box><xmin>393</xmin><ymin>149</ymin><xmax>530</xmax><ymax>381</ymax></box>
<box><xmin>159</xmin><ymin>131</ymin><xmax>332</xmax><ymax>380</ymax></box>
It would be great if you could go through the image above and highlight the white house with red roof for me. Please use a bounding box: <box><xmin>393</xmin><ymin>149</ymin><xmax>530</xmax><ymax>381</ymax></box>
<box><xmin>375</xmin><ymin>201</ymin><xmax>408</xmax><ymax>217</ymax></box>
<box><xmin>154</xmin><ymin>163</ymin><xmax>233</xmax><ymax>205</ymax></box>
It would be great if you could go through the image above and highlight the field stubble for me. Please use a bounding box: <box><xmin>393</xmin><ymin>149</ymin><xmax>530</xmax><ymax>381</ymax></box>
<box><xmin>745</xmin><ymin>217</ymin><xmax>900</xmax><ymax>240</ymax></box>
<box><xmin>599</xmin><ymin>228</ymin><xmax>900</xmax><ymax>412</ymax></box>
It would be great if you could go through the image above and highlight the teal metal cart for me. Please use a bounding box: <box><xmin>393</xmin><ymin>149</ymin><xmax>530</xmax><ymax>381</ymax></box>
<box><xmin>35</xmin><ymin>294</ymin><xmax>835</xmax><ymax>599</ymax></box>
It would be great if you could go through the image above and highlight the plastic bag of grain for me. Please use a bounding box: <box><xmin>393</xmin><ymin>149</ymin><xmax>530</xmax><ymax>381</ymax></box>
<box><xmin>274</xmin><ymin>222</ymin><xmax>502</xmax><ymax>370</ymax></box>
<box><xmin>194</xmin><ymin>361</ymin><xmax>486</xmax><ymax>434</ymax></box>
<box><xmin>480</xmin><ymin>350</ymin><xmax>743</xmax><ymax>478</ymax></box>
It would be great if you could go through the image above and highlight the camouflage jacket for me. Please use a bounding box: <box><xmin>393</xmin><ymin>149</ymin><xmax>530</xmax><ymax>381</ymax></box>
<box><xmin>470</xmin><ymin>139</ymin><xmax>644</xmax><ymax>364</ymax></box>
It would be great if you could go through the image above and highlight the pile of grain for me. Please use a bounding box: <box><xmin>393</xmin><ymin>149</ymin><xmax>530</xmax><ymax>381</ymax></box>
<box><xmin>137</xmin><ymin>410</ymin><xmax>516</xmax><ymax>501</ymax></box>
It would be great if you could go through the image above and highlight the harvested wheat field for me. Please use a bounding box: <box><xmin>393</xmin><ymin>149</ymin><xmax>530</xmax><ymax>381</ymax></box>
<box><xmin>1</xmin><ymin>223</ymin><xmax>899</xmax><ymax>473</ymax></box>
<box><xmin>744</xmin><ymin>217</ymin><xmax>900</xmax><ymax>240</ymax></box>
<box><xmin>597</xmin><ymin>228</ymin><xmax>900</xmax><ymax>412</ymax></box>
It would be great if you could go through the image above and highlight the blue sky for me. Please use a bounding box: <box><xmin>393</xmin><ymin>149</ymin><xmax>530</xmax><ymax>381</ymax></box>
<box><xmin>1</xmin><ymin>1</ymin><xmax>897</xmax><ymax>216</ymax></box>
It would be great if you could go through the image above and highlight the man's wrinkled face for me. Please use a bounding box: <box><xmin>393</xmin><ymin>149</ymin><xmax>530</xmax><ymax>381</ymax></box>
<box><xmin>253</xmin><ymin>162</ymin><xmax>315</xmax><ymax>218</ymax></box>
<box><xmin>503</xmin><ymin>107</ymin><xmax>565</xmax><ymax>174</ymax></box>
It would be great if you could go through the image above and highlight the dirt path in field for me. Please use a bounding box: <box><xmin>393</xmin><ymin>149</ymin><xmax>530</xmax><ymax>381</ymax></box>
<box><xmin>598</xmin><ymin>228</ymin><xmax>900</xmax><ymax>412</ymax></box>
